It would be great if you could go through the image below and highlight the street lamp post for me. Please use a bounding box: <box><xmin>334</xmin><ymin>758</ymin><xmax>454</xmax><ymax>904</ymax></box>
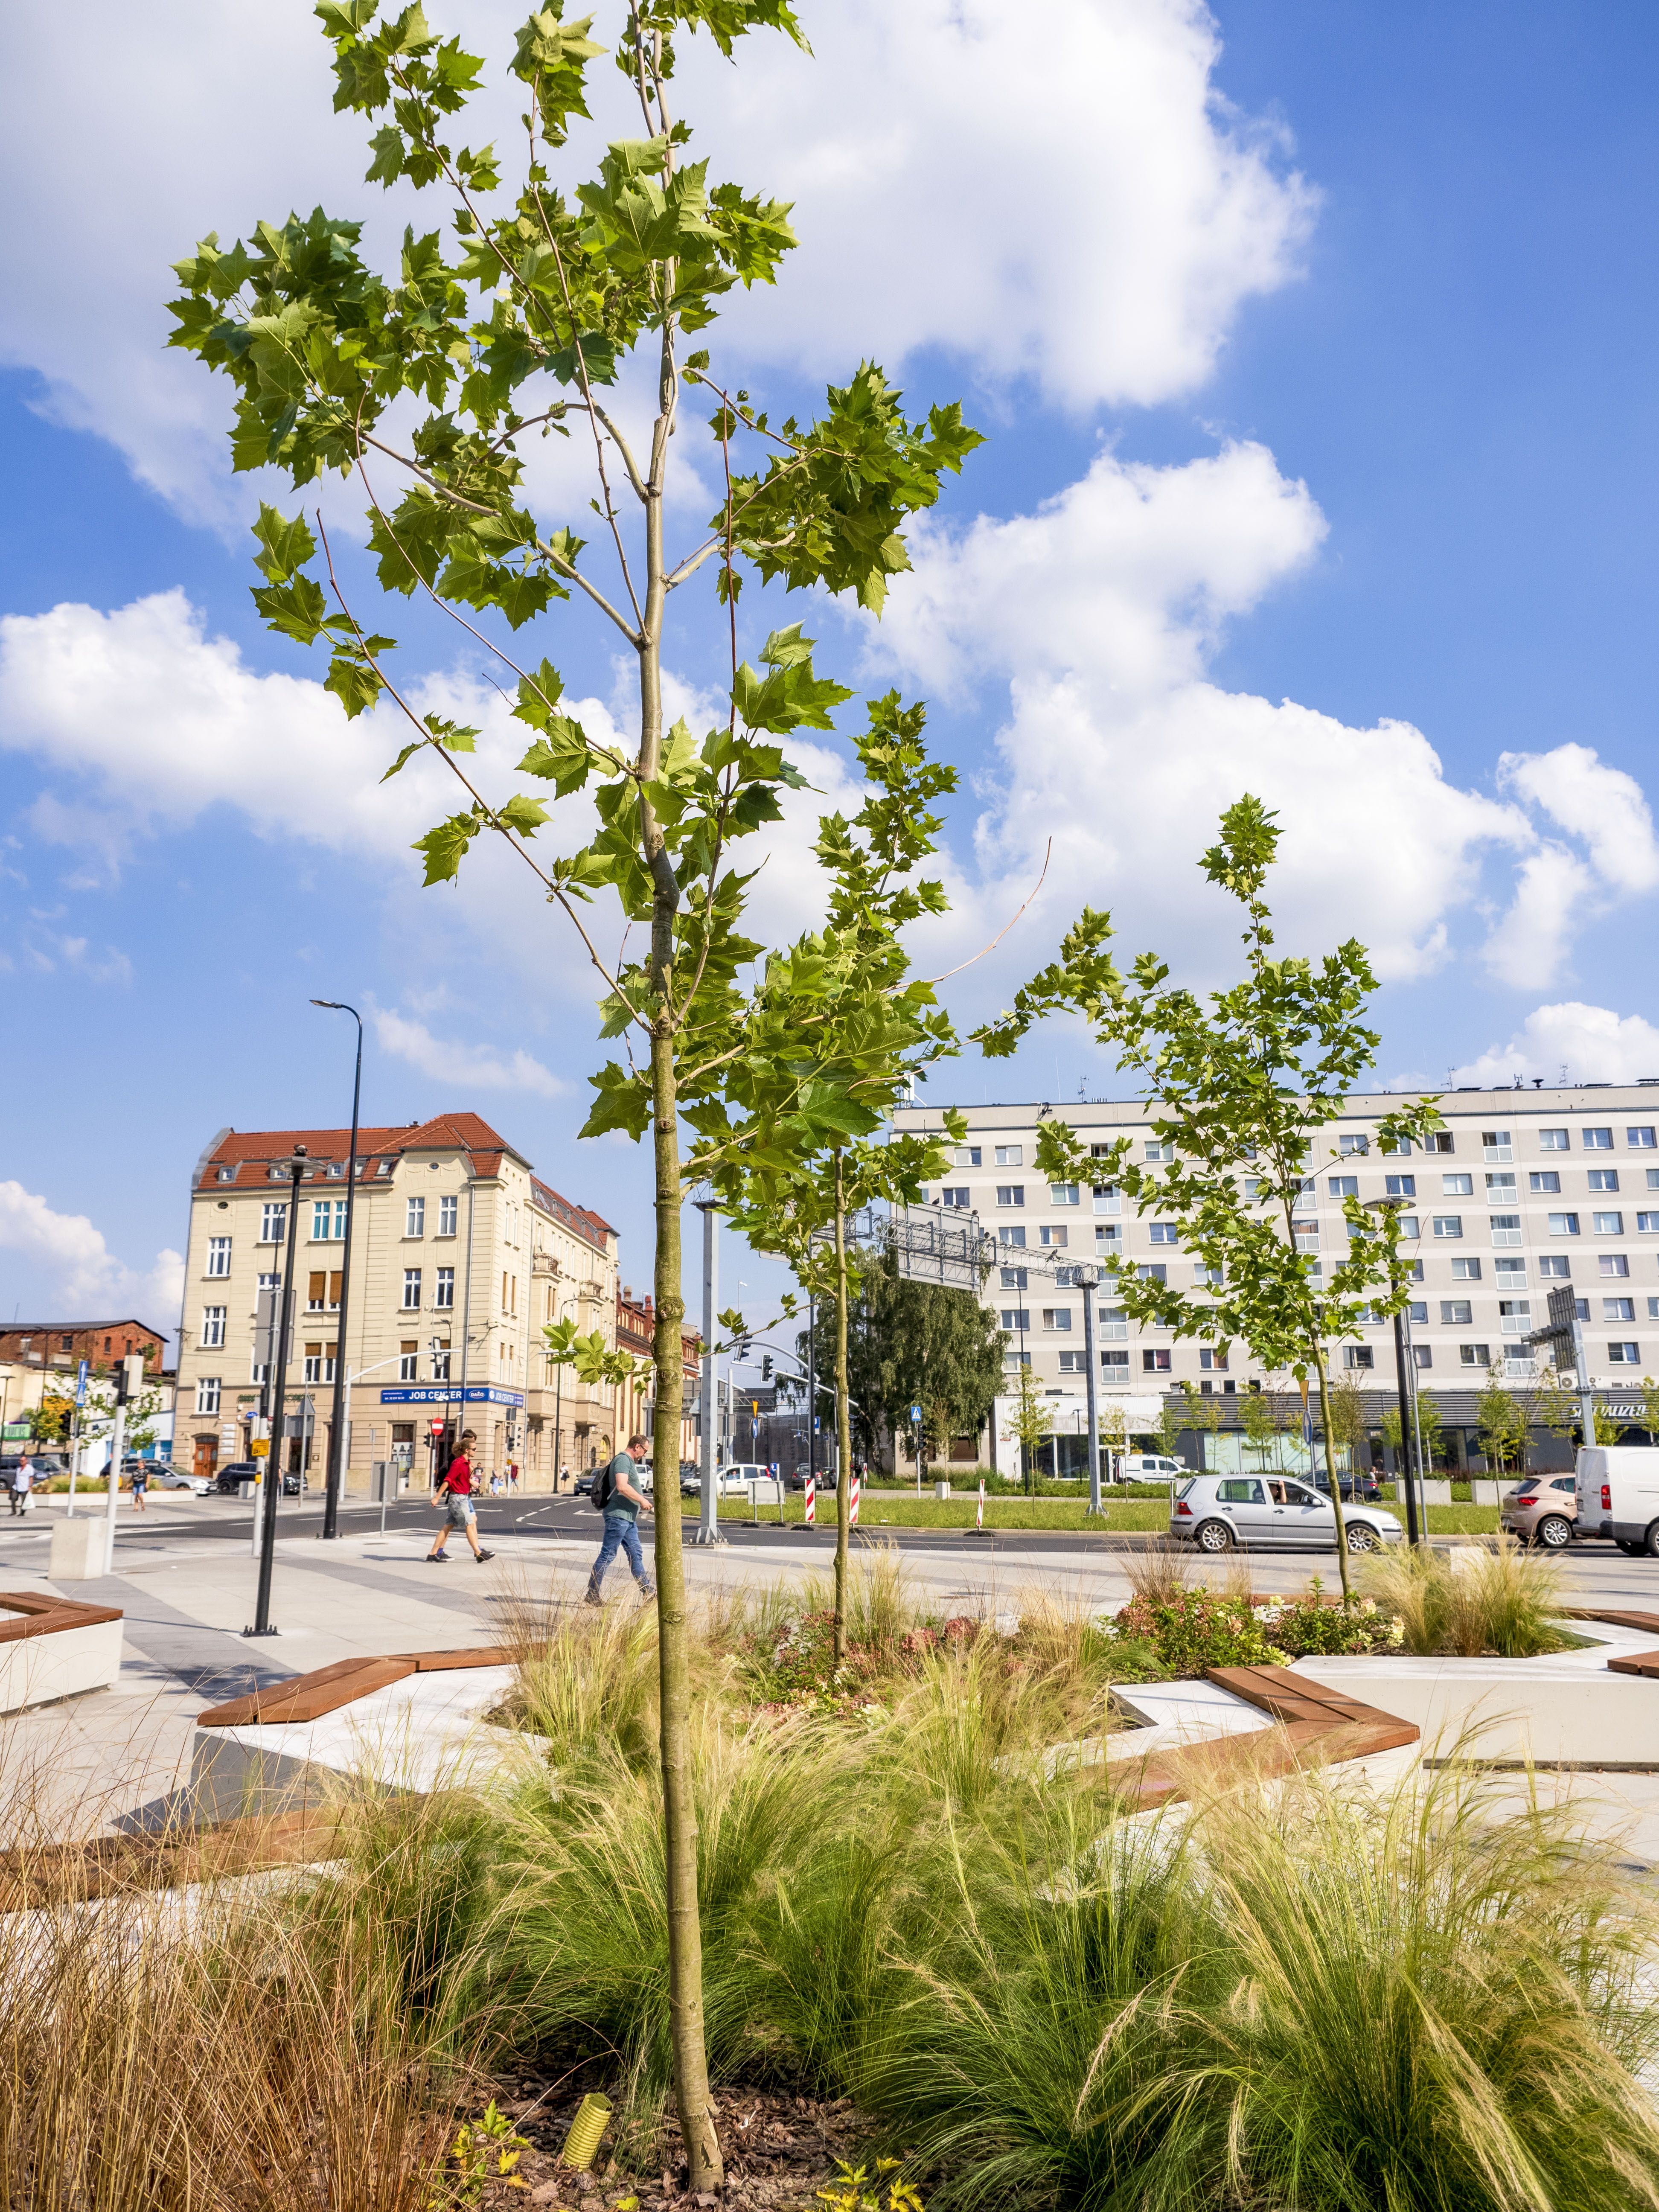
<box><xmin>248</xmin><ymin>1147</ymin><xmax>305</xmax><ymax>1636</ymax></box>
<box><xmin>1076</xmin><ymin>1263</ymin><xmax>1103</xmax><ymax>1515</ymax></box>
<box><xmin>1366</xmin><ymin>1194</ymin><xmax>1422</xmax><ymax>1548</ymax></box>
<box><xmin>310</xmin><ymin>999</ymin><xmax>363</xmax><ymax>1539</ymax></box>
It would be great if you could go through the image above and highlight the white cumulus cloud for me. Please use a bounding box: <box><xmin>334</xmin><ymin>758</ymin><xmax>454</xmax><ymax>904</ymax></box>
<box><xmin>0</xmin><ymin>1182</ymin><xmax>183</xmax><ymax>1327</ymax></box>
<box><xmin>370</xmin><ymin>1005</ymin><xmax>568</xmax><ymax>1098</ymax></box>
<box><xmin>1450</xmin><ymin>1004</ymin><xmax>1659</xmax><ymax>1090</ymax></box>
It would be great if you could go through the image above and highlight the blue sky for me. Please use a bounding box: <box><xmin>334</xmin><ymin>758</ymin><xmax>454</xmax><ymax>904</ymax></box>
<box><xmin>3</xmin><ymin>0</ymin><xmax>1657</xmax><ymax>1341</ymax></box>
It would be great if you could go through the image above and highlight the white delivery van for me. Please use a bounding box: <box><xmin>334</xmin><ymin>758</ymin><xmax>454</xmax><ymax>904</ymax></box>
<box><xmin>1577</xmin><ymin>1446</ymin><xmax>1659</xmax><ymax>1556</ymax></box>
<box><xmin>1120</xmin><ymin>1453</ymin><xmax>1190</xmax><ymax>1481</ymax></box>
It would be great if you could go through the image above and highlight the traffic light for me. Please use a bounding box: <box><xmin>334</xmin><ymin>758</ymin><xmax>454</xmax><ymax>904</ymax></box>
<box><xmin>761</xmin><ymin>1353</ymin><xmax>773</xmax><ymax>1382</ymax></box>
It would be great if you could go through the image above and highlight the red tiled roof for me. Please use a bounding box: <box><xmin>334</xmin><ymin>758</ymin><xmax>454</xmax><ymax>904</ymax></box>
<box><xmin>530</xmin><ymin>1176</ymin><xmax>613</xmax><ymax>1256</ymax></box>
<box><xmin>202</xmin><ymin>1113</ymin><xmax>526</xmax><ymax>1185</ymax></box>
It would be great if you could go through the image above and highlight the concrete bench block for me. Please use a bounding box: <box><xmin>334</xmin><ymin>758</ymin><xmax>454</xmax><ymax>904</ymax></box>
<box><xmin>0</xmin><ymin>1617</ymin><xmax>122</xmax><ymax>1713</ymax></box>
<box><xmin>49</xmin><ymin>1515</ymin><xmax>110</xmax><ymax>1581</ymax></box>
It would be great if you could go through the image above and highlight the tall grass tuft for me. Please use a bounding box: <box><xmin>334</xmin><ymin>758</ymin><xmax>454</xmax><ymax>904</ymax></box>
<box><xmin>1362</xmin><ymin>1535</ymin><xmax>1569</xmax><ymax>1656</ymax></box>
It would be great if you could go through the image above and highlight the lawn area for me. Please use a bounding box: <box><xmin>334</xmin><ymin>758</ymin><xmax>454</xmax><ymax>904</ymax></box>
<box><xmin>675</xmin><ymin>1492</ymin><xmax>1502</xmax><ymax>1535</ymax></box>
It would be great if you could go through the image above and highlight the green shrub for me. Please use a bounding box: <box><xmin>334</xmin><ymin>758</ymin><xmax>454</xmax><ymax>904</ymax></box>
<box><xmin>1360</xmin><ymin>1537</ymin><xmax>1569</xmax><ymax>1658</ymax></box>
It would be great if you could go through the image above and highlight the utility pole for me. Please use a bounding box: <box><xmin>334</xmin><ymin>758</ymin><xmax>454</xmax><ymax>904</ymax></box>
<box><xmin>311</xmin><ymin>998</ymin><xmax>363</xmax><ymax>1538</ymax></box>
<box><xmin>101</xmin><ymin>1350</ymin><xmax>145</xmax><ymax>1574</ymax></box>
<box><xmin>1390</xmin><ymin>1309</ymin><xmax>1421</xmax><ymax>1547</ymax></box>
<box><xmin>693</xmin><ymin>1193</ymin><xmax>724</xmax><ymax>1545</ymax></box>
<box><xmin>247</xmin><ymin>1148</ymin><xmax>305</xmax><ymax>1636</ymax></box>
<box><xmin>1077</xmin><ymin>1263</ymin><xmax>1102</xmax><ymax>1515</ymax></box>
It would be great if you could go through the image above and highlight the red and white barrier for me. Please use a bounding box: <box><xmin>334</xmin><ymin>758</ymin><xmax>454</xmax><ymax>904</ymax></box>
<box><xmin>803</xmin><ymin>1476</ymin><xmax>815</xmax><ymax>1525</ymax></box>
<box><xmin>976</xmin><ymin>1477</ymin><xmax>985</xmax><ymax>1530</ymax></box>
<box><xmin>850</xmin><ymin>1471</ymin><xmax>861</xmax><ymax>1526</ymax></box>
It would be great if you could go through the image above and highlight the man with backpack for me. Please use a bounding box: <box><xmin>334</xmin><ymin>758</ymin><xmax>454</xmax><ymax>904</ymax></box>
<box><xmin>425</xmin><ymin>1429</ymin><xmax>496</xmax><ymax>1564</ymax></box>
<box><xmin>585</xmin><ymin>1434</ymin><xmax>654</xmax><ymax>1605</ymax></box>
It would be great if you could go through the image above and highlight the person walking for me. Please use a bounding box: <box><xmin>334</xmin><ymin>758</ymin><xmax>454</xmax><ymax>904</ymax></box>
<box><xmin>585</xmin><ymin>1435</ymin><xmax>654</xmax><ymax>1605</ymax></box>
<box><xmin>425</xmin><ymin>1430</ymin><xmax>495</xmax><ymax>1564</ymax></box>
<box><xmin>130</xmin><ymin>1459</ymin><xmax>148</xmax><ymax>1513</ymax></box>
<box><xmin>9</xmin><ymin>1455</ymin><xmax>32</xmax><ymax>1517</ymax></box>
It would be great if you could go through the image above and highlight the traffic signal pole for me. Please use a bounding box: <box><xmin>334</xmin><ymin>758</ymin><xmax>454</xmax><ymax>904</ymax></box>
<box><xmin>247</xmin><ymin>1149</ymin><xmax>306</xmax><ymax>1635</ymax></box>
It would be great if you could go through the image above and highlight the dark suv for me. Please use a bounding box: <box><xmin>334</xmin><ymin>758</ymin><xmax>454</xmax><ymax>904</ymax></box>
<box><xmin>212</xmin><ymin>1461</ymin><xmax>262</xmax><ymax>1495</ymax></box>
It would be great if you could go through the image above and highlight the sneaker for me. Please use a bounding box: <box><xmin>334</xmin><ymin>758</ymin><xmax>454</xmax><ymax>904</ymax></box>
<box><xmin>474</xmin><ymin>1548</ymin><xmax>496</xmax><ymax>1563</ymax></box>
<box><xmin>639</xmin><ymin>1583</ymin><xmax>656</xmax><ymax>1601</ymax></box>
<box><xmin>426</xmin><ymin>1551</ymin><xmax>448</xmax><ymax>1563</ymax></box>
<box><xmin>583</xmin><ymin>1588</ymin><xmax>603</xmax><ymax>1608</ymax></box>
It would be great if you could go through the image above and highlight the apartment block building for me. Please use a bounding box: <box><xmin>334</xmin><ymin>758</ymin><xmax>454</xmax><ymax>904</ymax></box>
<box><xmin>893</xmin><ymin>1081</ymin><xmax>1659</xmax><ymax>1465</ymax></box>
<box><xmin>175</xmin><ymin>1112</ymin><xmax>622</xmax><ymax>1492</ymax></box>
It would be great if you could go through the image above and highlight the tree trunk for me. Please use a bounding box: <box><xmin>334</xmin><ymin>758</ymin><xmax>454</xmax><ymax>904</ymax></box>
<box><xmin>833</xmin><ymin>1153</ymin><xmax>851</xmax><ymax>1669</ymax></box>
<box><xmin>1310</xmin><ymin>1341</ymin><xmax>1353</xmax><ymax>1600</ymax></box>
<box><xmin>649</xmin><ymin>1026</ymin><xmax>722</xmax><ymax>2191</ymax></box>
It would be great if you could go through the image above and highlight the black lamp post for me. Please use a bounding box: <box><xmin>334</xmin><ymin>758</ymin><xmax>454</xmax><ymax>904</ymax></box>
<box><xmin>248</xmin><ymin>1146</ymin><xmax>306</xmax><ymax>1634</ymax></box>
<box><xmin>1367</xmin><ymin>1196</ymin><xmax>1423</xmax><ymax>1549</ymax></box>
<box><xmin>311</xmin><ymin>999</ymin><xmax>362</xmax><ymax>1540</ymax></box>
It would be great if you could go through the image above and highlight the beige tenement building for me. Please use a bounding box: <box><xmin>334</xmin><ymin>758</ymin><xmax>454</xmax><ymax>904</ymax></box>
<box><xmin>893</xmin><ymin>1081</ymin><xmax>1659</xmax><ymax>1470</ymax></box>
<box><xmin>175</xmin><ymin>1113</ymin><xmax>620</xmax><ymax>1493</ymax></box>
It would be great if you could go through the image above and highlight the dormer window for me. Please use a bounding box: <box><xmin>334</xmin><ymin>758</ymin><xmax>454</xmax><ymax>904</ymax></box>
<box><xmin>326</xmin><ymin>1161</ymin><xmax>344</xmax><ymax>1179</ymax></box>
<box><xmin>268</xmin><ymin>1166</ymin><xmax>286</xmax><ymax>1182</ymax></box>
<box><xmin>216</xmin><ymin>1166</ymin><xmax>236</xmax><ymax>1183</ymax></box>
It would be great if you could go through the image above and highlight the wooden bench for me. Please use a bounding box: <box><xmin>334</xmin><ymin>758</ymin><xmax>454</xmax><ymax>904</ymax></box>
<box><xmin>196</xmin><ymin>1647</ymin><xmax>515</xmax><ymax>1729</ymax></box>
<box><xmin>0</xmin><ymin>1592</ymin><xmax>124</xmax><ymax>1713</ymax></box>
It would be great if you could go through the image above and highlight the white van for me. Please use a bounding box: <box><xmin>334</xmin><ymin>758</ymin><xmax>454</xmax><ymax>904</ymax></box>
<box><xmin>1119</xmin><ymin>1453</ymin><xmax>1190</xmax><ymax>1481</ymax></box>
<box><xmin>1577</xmin><ymin>1445</ymin><xmax>1659</xmax><ymax>1556</ymax></box>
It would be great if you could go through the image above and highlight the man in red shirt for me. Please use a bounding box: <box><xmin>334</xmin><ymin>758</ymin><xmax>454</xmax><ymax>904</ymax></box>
<box><xmin>425</xmin><ymin>1430</ymin><xmax>495</xmax><ymax>1563</ymax></box>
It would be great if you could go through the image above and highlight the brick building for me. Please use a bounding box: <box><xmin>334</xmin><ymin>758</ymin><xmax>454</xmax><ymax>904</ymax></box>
<box><xmin>0</xmin><ymin>1320</ymin><xmax>169</xmax><ymax>1375</ymax></box>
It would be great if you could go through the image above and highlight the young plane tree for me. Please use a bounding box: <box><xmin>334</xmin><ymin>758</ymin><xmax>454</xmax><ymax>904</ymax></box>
<box><xmin>167</xmin><ymin>5</ymin><xmax>979</xmax><ymax>2184</ymax></box>
<box><xmin>976</xmin><ymin>796</ymin><xmax>1443</xmax><ymax>1600</ymax></box>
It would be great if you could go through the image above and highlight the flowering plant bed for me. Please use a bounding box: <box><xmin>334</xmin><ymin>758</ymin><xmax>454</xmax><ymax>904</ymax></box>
<box><xmin>1106</xmin><ymin>1585</ymin><xmax>1404</xmax><ymax>1679</ymax></box>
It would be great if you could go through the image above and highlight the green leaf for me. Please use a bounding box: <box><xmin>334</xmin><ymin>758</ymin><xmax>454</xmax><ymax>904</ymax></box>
<box><xmin>325</xmin><ymin>651</ymin><xmax>384</xmax><ymax>717</ymax></box>
<box><xmin>498</xmin><ymin>792</ymin><xmax>550</xmax><ymax>836</ymax></box>
<box><xmin>516</xmin><ymin>713</ymin><xmax>592</xmax><ymax>795</ymax></box>
<box><xmin>579</xmin><ymin>1061</ymin><xmax>650</xmax><ymax>1142</ymax></box>
<box><xmin>251</xmin><ymin>503</ymin><xmax>318</xmax><ymax>581</ymax></box>
<box><xmin>411</xmin><ymin>811</ymin><xmax>481</xmax><ymax>885</ymax></box>
<box><xmin>251</xmin><ymin>574</ymin><xmax>329</xmax><ymax>644</ymax></box>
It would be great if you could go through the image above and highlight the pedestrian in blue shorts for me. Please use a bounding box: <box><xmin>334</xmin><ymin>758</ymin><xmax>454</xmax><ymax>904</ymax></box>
<box><xmin>585</xmin><ymin>1434</ymin><xmax>654</xmax><ymax>1604</ymax></box>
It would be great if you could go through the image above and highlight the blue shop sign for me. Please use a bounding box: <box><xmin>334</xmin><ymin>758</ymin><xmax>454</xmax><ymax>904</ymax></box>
<box><xmin>378</xmin><ymin>1385</ymin><xmax>525</xmax><ymax>1408</ymax></box>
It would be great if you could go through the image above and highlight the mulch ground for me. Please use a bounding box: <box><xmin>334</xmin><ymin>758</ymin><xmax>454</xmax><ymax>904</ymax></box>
<box><xmin>478</xmin><ymin>2071</ymin><xmax>872</xmax><ymax>2209</ymax></box>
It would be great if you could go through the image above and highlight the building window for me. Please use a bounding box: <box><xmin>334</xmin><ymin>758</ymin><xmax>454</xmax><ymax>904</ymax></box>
<box><xmin>1584</xmin><ymin>1127</ymin><xmax>1613</xmax><ymax>1150</ymax></box>
<box><xmin>1539</xmin><ymin>1127</ymin><xmax>1570</xmax><ymax>1150</ymax></box>
<box><xmin>1530</xmin><ymin>1171</ymin><xmax>1560</xmax><ymax>1193</ymax></box>
<box><xmin>996</xmin><ymin>1185</ymin><xmax>1025</xmax><ymax>1208</ymax></box>
<box><xmin>1343</xmin><ymin>1345</ymin><xmax>1374</xmax><ymax>1370</ymax></box>
<box><xmin>1339</xmin><ymin>1134</ymin><xmax>1369</xmax><ymax>1156</ymax></box>
<box><xmin>1329</xmin><ymin>1175</ymin><xmax>1358</xmax><ymax>1199</ymax></box>
<box><xmin>1000</xmin><ymin>1308</ymin><xmax>1030</xmax><ymax>1332</ymax></box>
<box><xmin>1442</xmin><ymin>1173</ymin><xmax>1473</xmax><ymax>1196</ymax></box>
<box><xmin>1599</xmin><ymin>1254</ymin><xmax>1630</xmax><ymax>1278</ymax></box>
<box><xmin>1385</xmin><ymin>1174</ymin><xmax>1416</xmax><ymax>1198</ymax></box>
<box><xmin>1486</xmin><ymin>1173</ymin><xmax>1516</xmax><ymax>1197</ymax></box>
<box><xmin>304</xmin><ymin>1344</ymin><xmax>322</xmax><ymax>1383</ymax></box>
<box><xmin>1000</xmin><ymin>1266</ymin><xmax>1028</xmax><ymax>1290</ymax></box>
<box><xmin>1639</xmin><ymin>1213</ymin><xmax>1659</xmax><ymax>1234</ymax></box>
<box><xmin>402</xmin><ymin>1268</ymin><xmax>422</xmax><ymax>1308</ymax></box>
<box><xmin>250</xmin><ymin>1356</ymin><xmax>269</xmax><ymax>1385</ymax></box>
<box><xmin>1136</xmin><ymin>1263</ymin><xmax>1167</xmax><ymax>1284</ymax></box>
<box><xmin>1381</xmin><ymin>1136</ymin><xmax>1413</xmax><ymax>1156</ymax></box>
<box><xmin>1199</xmin><ymin>1347</ymin><xmax>1228</xmax><ymax>1371</ymax></box>
<box><xmin>399</xmin><ymin>1341</ymin><xmax>419</xmax><ymax>1382</ymax></box>
<box><xmin>195</xmin><ymin>1376</ymin><xmax>221</xmax><ymax>1415</ymax></box>
<box><xmin>1003</xmin><ymin>1349</ymin><xmax>1031</xmax><ymax>1369</ymax></box>
<box><xmin>956</xmin><ymin>1145</ymin><xmax>983</xmax><ymax>1167</ymax></box>
<box><xmin>1604</xmin><ymin>1298</ymin><xmax>1636</xmax><ymax>1323</ymax></box>
<box><xmin>406</xmin><ymin>1196</ymin><xmax>425</xmax><ymax>1238</ymax></box>
<box><xmin>1101</xmin><ymin>1349</ymin><xmax>1129</xmax><ymax>1371</ymax></box>
<box><xmin>311</xmin><ymin>1199</ymin><xmax>344</xmax><ymax>1239</ymax></box>
<box><xmin>1460</xmin><ymin>1344</ymin><xmax>1492</xmax><ymax>1366</ymax></box>
<box><xmin>1432</xmin><ymin>1216</ymin><xmax>1464</xmax><ymax>1239</ymax></box>
<box><xmin>1092</xmin><ymin>1184</ymin><xmax>1121</xmax><ymax>1214</ymax></box>
<box><xmin>436</xmin><ymin>1266</ymin><xmax>454</xmax><ymax>1309</ymax></box>
<box><xmin>1441</xmin><ymin>1300</ymin><xmax>1473</xmax><ymax>1326</ymax></box>
<box><xmin>439</xmin><ymin>1193</ymin><xmax>458</xmax><ymax>1235</ymax></box>
<box><xmin>1293</xmin><ymin>1220</ymin><xmax>1319</xmax><ymax>1252</ymax></box>
<box><xmin>1145</xmin><ymin>1139</ymin><xmax>1175</xmax><ymax>1162</ymax></box>
<box><xmin>1146</xmin><ymin>1222</ymin><xmax>1177</xmax><ymax>1245</ymax></box>
<box><xmin>1481</xmin><ymin>1130</ymin><xmax>1513</xmax><ymax>1161</ymax></box>
<box><xmin>1039</xmin><ymin>1225</ymin><xmax>1069</xmax><ymax>1249</ymax></box>
<box><xmin>1428</xmin><ymin>1132</ymin><xmax>1455</xmax><ymax>1154</ymax></box>
<box><xmin>1042</xmin><ymin>1307</ymin><xmax>1074</xmax><ymax>1333</ymax></box>
<box><xmin>207</xmin><ymin>1236</ymin><xmax>232</xmax><ymax>1277</ymax></box>
<box><xmin>1413</xmin><ymin>1345</ymin><xmax>1433</xmax><ymax>1369</ymax></box>
<box><xmin>1629</xmin><ymin>1127</ymin><xmax>1656</xmax><ymax>1149</ymax></box>
<box><xmin>995</xmin><ymin>1145</ymin><xmax>1023</xmax><ymax>1167</ymax></box>
<box><xmin>201</xmin><ymin>1305</ymin><xmax>226</xmax><ymax>1348</ymax></box>
<box><xmin>1539</xmin><ymin>1254</ymin><xmax>1571</xmax><ymax>1278</ymax></box>
<box><xmin>1100</xmin><ymin>1306</ymin><xmax>1128</xmax><ymax>1340</ymax></box>
<box><xmin>262</xmin><ymin>1201</ymin><xmax>292</xmax><ymax>1243</ymax></box>
<box><xmin>941</xmin><ymin>1187</ymin><xmax>970</xmax><ymax>1208</ymax></box>
<box><xmin>1058</xmin><ymin>1350</ymin><xmax>1085</xmax><ymax>1374</ymax></box>
<box><xmin>1548</xmin><ymin>1212</ymin><xmax>1580</xmax><ymax>1236</ymax></box>
<box><xmin>1048</xmin><ymin>1183</ymin><xmax>1080</xmax><ymax>1207</ymax></box>
<box><xmin>1194</xmin><ymin>1264</ymin><xmax>1224</xmax><ymax>1286</ymax></box>
<box><xmin>999</xmin><ymin>1226</ymin><xmax>1026</xmax><ymax>1248</ymax></box>
<box><xmin>1593</xmin><ymin>1212</ymin><xmax>1624</xmax><ymax>1236</ymax></box>
<box><xmin>1499</xmin><ymin>1299</ymin><xmax>1531</xmax><ymax>1333</ymax></box>
<box><xmin>1095</xmin><ymin>1224</ymin><xmax>1123</xmax><ymax>1253</ymax></box>
<box><xmin>1490</xmin><ymin>1214</ymin><xmax>1522</xmax><ymax>1247</ymax></box>
<box><xmin>1610</xmin><ymin>1342</ymin><xmax>1642</xmax><ymax>1364</ymax></box>
<box><xmin>1588</xmin><ymin>1168</ymin><xmax>1620</xmax><ymax>1193</ymax></box>
<box><xmin>1397</xmin><ymin>1215</ymin><xmax>1421</xmax><ymax>1240</ymax></box>
<box><xmin>432</xmin><ymin>1347</ymin><xmax>451</xmax><ymax>1381</ymax></box>
<box><xmin>1495</xmin><ymin>1258</ymin><xmax>1527</xmax><ymax>1284</ymax></box>
<box><xmin>1143</xmin><ymin>1349</ymin><xmax>1172</xmax><ymax>1372</ymax></box>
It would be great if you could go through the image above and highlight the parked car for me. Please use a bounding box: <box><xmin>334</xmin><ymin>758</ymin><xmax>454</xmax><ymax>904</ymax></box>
<box><xmin>1170</xmin><ymin>1472</ymin><xmax>1402</xmax><ymax>1554</ymax></box>
<box><xmin>212</xmin><ymin>1461</ymin><xmax>262</xmax><ymax>1495</ymax></box>
<box><xmin>1118</xmin><ymin>1453</ymin><xmax>1190</xmax><ymax>1482</ymax></box>
<box><xmin>1501</xmin><ymin>1472</ymin><xmax>1578</xmax><ymax>1549</ymax></box>
<box><xmin>1307</xmin><ymin>1466</ymin><xmax>1382</xmax><ymax>1504</ymax></box>
<box><xmin>156</xmin><ymin>1465</ymin><xmax>212</xmax><ymax>1494</ymax></box>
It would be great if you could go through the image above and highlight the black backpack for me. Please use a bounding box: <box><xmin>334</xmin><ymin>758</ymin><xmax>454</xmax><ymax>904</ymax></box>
<box><xmin>591</xmin><ymin>1462</ymin><xmax>615</xmax><ymax>1512</ymax></box>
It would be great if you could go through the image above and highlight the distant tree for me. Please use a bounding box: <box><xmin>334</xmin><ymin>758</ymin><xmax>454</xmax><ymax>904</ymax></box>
<box><xmin>29</xmin><ymin>1394</ymin><xmax>74</xmax><ymax>1445</ymax></box>
<box><xmin>1238</xmin><ymin>1386</ymin><xmax>1278</xmax><ymax>1469</ymax></box>
<box><xmin>1382</xmin><ymin>1391</ymin><xmax>1443</xmax><ymax>1476</ymax></box>
<box><xmin>1000</xmin><ymin>1364</ymin><xmax>1053</xmax><ymax>1492</ymax></box>
<box><xmin>1327</xmin><ymin>1371</ymin><xmax>1372</xmax><ymax>1472</ymax></box>
<box><xmin>1475</xmin><ymin>1379</ymin><xmax>1527</xmax><ymax>1476</ymax></box>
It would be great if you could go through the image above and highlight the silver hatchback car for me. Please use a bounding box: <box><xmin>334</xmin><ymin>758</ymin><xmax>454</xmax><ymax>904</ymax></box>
<box><xmin>1170</xmin><ymin>1473</ymin><xmax>1403</xmax><ymax>1554</ymax></box>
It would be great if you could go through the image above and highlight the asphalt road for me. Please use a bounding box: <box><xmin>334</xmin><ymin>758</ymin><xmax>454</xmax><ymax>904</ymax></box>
<box><xmin>7</xmin><ymin>1489</ymin><xmax>1659</xmax><ymax>1606</ymax></box>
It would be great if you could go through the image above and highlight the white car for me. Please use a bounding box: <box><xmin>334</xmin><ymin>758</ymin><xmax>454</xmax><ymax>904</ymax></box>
<box><xmin>1170</xmin><ymin>1472</ymin><xmax>1402</xmax><ymax>1554</ymax></box>
<box><xmin>154</xmin><ymin>1465</ymin><xmax>212</xmax><ymax>1494</ymax></box>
